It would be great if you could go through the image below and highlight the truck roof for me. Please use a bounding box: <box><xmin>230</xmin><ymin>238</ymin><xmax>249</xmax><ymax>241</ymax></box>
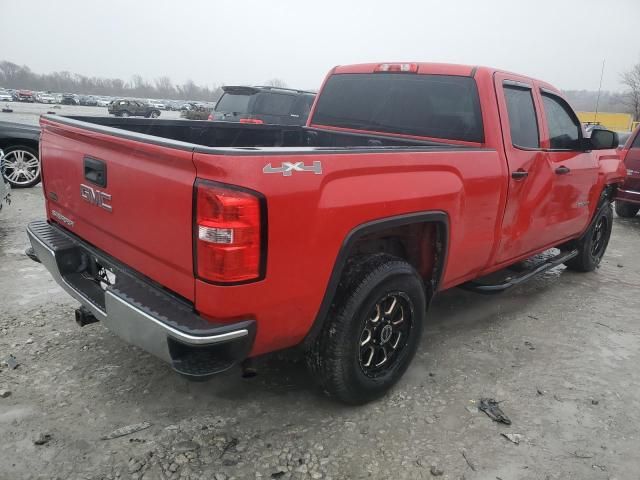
<box><xmin>331</xmin><ymin>62</ymin><xmax>559</xmax><ymax>93</ymax></box>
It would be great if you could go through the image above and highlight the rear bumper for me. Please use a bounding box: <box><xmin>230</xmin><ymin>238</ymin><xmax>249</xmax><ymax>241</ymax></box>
<box><xmin>27</xmin><ymin>220</ymin><xmax>255</xmax><ymax>379</ymax></box>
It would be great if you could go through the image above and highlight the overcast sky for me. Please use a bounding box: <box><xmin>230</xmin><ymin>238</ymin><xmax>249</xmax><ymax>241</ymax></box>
<box><xmin>2</xmin><ymin>0</ymin><xmax>638</xmax><ymax>92</ymax></box>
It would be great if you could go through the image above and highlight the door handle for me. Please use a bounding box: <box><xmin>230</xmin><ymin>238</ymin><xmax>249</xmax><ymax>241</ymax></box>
<box><xmin>511</xmin><ymin>169</ymin><xmax>528</xmax><ymax>180</ymax></box>
<box><xmin>555</xmin><ymin>166</ymin><xmax>570</xmax><ymax>175</ymax></box>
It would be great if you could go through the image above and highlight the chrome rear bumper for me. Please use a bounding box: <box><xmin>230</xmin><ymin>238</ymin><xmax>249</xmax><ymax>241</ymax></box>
<box><xmin>27</xmin><ymin>220</ymin><xmax>254</xmax><ymax>378</ymax></box>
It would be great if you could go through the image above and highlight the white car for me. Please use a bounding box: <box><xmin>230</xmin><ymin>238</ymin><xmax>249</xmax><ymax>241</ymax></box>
<box><xmin>149</xmin><ymin>101</ymin><xmax>166</xmax><ymax>110</ymax></box>
<box><xmin>96</xmin><ymin>98</ymin><xmax>112</xmax><ymax>107</ymax></box>
<box><xmin>39</xmin><ymin>94</ymin><xmax>56</xmax><ymax>104</ymax></box>
<box><xmin>0</xmin><ymin>90</ymin><xmax>13</xmax><ymax>102</ymax></box>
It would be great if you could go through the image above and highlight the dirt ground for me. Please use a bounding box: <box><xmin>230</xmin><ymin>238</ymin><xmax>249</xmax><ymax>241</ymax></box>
<box><xmin>2</xmin><ymin>185</ymin><xmax>640</xmax><ymax>480</ymax></box>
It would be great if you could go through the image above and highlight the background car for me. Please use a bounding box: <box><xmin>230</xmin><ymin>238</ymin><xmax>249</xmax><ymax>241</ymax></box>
<box><xmin>17</xmin><ymin>90</ymin><xmax>35</xmax><ymax>102</ymax></box>
<box><xmin>79</xmin><ymin>95</ymin><xmax>98</xmax><ymax>106</ymax></box>
<box><xmin>209</xmin><ymin>86</ymin><xmax>316</xmax><ymax>125</ymax></box>
<box><xmin>0</xmin><ymin>90</ymin><xmax>14</xmax><ymax>102</ymax></box>
<box><xmin>107</xmin><ymin>99</ymin><xmax>161</xmax><ymax>118</ymax></box>
<box><xmin>96</xmin><ymin>97</ymin><xmax>112</xmax><ymax>107</ymax></box>
<box><xmin>38</xmin><ymin>93</ymin><xmax>56</xmax><ymax>104</ymax></box>
<box><xmin>0</xmin><ymin>121</ymin><xmax>41</xmax><ymax>188</ymax></box>
<box><xmin>61</xmin><ymin>93</ymin><xmax>79</xmax><ymax>105</ymax></box>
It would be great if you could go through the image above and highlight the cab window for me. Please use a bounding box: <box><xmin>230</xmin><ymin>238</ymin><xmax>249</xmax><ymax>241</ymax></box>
<box><xmin>541</xmin><ymin>92</ymin><xmax>581</xmax><ymax>150</ymax></box>
<box><xmin>503</xmin><ymin>84</ymin><xmax>539</xmax><ymax>149</ymax></box>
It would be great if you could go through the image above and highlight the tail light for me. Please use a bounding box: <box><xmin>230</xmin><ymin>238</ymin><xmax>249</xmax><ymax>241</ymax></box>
<box><xmin>207</xmin><ymin>113</ymin><xmax>213</xmax><ymax>121</ymax></box>
<box><xmin>194</xmin><ymin>180</ymin><xmax>265</xmax><ymax>283</ymax></box>
<box><xmin>374</xmin><ymin>63</ymin><xmax>418</xmax><ymax>73</ymax></box>
<box><xmin>239</xmin><ymin>117</ymin><xmax>264</xmax><ymax>124</ymax></box>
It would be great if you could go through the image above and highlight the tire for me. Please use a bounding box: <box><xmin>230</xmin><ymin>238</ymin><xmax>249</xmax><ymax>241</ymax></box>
<box><xmin>149</xmin><ymin>110</ymin><xmax>160</xmax><ymax>119</ymax></box>
<box><xmin>564</xmin><ymin>203</ymin><xmax>613</xmax><ymax>272</ymax></box>
<box><xmin>120</xmin><ymin>111</ymin><xmax>130</xmax><ymax>118</ymax></box>
<box><xmin>1</xmin><ymin>145</ymin><xmax>41</xmax><ymax>188</ymax></box>
<box><xmin>307</xmin><ymin>254</ymin><xmax>426</xmax><ymax>404</ymax></box>
<box><xmin>615</xmin><ymin>201</ymin><xmax>639</xmax><ymax>218</ymax></box>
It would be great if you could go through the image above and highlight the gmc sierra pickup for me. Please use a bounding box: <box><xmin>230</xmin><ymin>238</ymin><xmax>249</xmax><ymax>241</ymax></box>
<box><xmin>27</xmin><ymin>62</ymin><xmax>625</xmax><ymax>404</ymax></box>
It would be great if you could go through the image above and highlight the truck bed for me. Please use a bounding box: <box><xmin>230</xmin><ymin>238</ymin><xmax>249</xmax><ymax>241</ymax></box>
<box><xmin>59</xmin><ymin>115</ymin><xmax>475</xmax><ymax>151</ymax></box>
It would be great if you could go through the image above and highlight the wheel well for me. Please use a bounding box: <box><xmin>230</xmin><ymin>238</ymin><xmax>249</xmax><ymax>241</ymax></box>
<box><xmin>0</xmin><ymin>138</ymin><xmax>39</xmax><ymax>153</ymax></box>
<box><xmin>348</xmin><ymin>222</ymin><xmax>445</xmax><ymax>294</ymax></box>
<box><xmin>302</xmin><ymin>213</ymin><xmax>448</xmax><ymax>348</ymax></box>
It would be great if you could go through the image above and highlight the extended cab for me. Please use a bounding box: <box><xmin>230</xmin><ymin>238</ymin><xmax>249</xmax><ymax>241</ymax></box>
<box><xmin>108</xmin><ymin>99</ymin><xmax>161</xmax><ymax>118</ymax></box>
<box><xmin>27</xmin><ymin>63</ymin><xmax>625</xmax><ymax>404</ymax></box>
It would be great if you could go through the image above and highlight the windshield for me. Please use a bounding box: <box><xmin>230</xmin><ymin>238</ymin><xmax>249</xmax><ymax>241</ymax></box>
<box><xmin>312</xmin><ymin>73</ymin><xmax>484</xmax><ymax>143</ymax></box>
<box><xmin>215</xmin><ymin>93</ymin><xmax>252</xmax><ymax>114</ymax></box>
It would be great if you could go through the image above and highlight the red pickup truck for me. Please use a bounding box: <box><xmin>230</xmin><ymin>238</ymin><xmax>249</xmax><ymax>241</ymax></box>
<box><xmin>27</xmin><ymin>63</ymin><xmax>625</xmax><ymax>404</ymax></box>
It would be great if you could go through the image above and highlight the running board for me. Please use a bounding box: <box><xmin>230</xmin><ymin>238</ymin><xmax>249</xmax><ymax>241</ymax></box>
<box><xmin>460</xmin><ymin>249</ymin><xmax>578</xmax><ymax>294</ymax></box>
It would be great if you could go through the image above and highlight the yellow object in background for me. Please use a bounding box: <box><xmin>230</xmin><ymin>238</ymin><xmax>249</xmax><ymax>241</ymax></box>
<box><xmin>577</xmin><ymin>112</ymin><xmax>633</xmax><ymax>132</ymax></box>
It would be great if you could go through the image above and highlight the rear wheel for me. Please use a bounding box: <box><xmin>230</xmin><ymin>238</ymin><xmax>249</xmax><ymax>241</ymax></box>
<box><xmin>565</xmin><ymin>203</ymin><xmax>613</xmax><ymax>272</ymax></box>
<box><xmin>1</xmin><ymin>145</ymin><xmax>41</xmax><ymax>188</ymax></box>
<box><xmin>307</xmin><ymin>254</ymin><xmax>426</xmax><ymax>404</ymax></box>
<box><xmin>149</xmin><ymin>110</ymin><xmax>160</xmax><ymax>118</ymax></box>
<box><xmin>615</xmin><ymin>201</ymin><xmax>639</xmax><ymax>218</ymax></box>
<box><xmin>120</xmin><ymin>111</ymin><xmax>130</xmax><ymax>118</ymax></box>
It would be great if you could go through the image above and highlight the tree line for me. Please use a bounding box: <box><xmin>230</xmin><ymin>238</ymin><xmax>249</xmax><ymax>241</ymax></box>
<box><xmin>0</xmin><ymin>61</ymin><xmax>224</xmax><ymax>101</ymax></box>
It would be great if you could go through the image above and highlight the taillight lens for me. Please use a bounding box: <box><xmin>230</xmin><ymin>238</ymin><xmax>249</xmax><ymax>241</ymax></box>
<box><xmin>195</xmin><ymin>180</ymin><xmax>264</xmax><ymax>283</ymax></box>
<box><xmin>207</xmin><ymin>113</ymin><xmax>213</xmax><ymax>121</ymax></box>
<box><xmin>239</xmin><ymin>117</ymin><xmax>264</xmax><ymax>124</ymax></box>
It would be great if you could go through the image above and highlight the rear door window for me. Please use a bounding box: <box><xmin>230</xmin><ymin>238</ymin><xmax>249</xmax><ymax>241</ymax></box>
<box><xmin>503</xmin><ymin>84</ymin><xmax>540</xmax><ymax>149</ymax></box>
<box><xmin>541</xmin><ymin>92</ymin><xmax>581</xmax><ymax>150</ymax></box>
<box><xmin>215</xmin><ymin>93</ymin><xmax>252</xmax><ymax>114</ymax></box>
<box><xmin>291</xmin><ymin>94</ymin><xmax>316</xmax><ymax>119</ymax></box>
<box><xmin>311</xmin><ymin>73</ymin><xmax>484</xmax><ymax>143</ymax></box>
<box><xmin>253</xmin><ymin>93</ymin><xmax>296</xmax><ymax>116</ymax></box>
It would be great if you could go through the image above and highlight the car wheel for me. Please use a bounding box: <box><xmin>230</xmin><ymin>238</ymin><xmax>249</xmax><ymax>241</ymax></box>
<box><xmin>614</xmin><ymin>201</ymin><xmax>639</xmax><ymax>218</ymax></box>
<box><xmin>120</xmin><ymin>111</ymin><xmax>130</xmax><ymax>118</ymax></box>
<box><xmin>564</xmin><ymin>202</ymin><xmax>613</xmax><ymax>272</ymax></box>
<box><xmin>307</xmin><ymin>254</ymin><xmax>426</xmax><ymax>404</ymax></box>
<box><xmin>150</xmin><ymin>110</ymin><xmax>160</xmax><ymax>118</ymax></box>
<box><xmin>1</xmin><ymin>145</ymin><xmax>41</xmax><ymax>188</ymax></box>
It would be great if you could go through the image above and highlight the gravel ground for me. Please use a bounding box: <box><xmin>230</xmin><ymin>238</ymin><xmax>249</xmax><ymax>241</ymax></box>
<box><xmin>2</xmin><ymin>186</ymin><xmax>640</xmax><ymax>479</ymax></box>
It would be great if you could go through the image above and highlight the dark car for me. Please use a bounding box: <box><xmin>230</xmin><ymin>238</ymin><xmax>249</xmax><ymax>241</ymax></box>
<box><xmin>108</xmin><ymin>99</ymin><xmax>161</xmax><ymax>118</ymax></box>
<box><xmin>209</xmin><ymin>86</ymin><xmax>315</xmax><ymax>125</ymax></box>
<box><xmin>615</xmin><ymin>126</ymin><xmax>640</xmax><ymax>217</ymax></box>
<box><xmin>61</xmin><ymin>93</ymin><xmax>79</xmax><ymax>105</ymax></box>
<box><xmin>0</xmin><ymin>121</ymin><xmax>41</xmax><ymax>188</ymax></box>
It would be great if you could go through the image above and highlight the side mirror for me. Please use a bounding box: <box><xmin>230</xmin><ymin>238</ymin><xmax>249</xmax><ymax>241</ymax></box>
<box><xmin>589</xmin><ymin>129</ymin><xmax>619</xmax><ymax>150</ymax></box>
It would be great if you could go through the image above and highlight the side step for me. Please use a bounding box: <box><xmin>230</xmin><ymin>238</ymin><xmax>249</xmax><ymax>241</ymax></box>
<box><xmin>460</xmin><ymin>249</ymin><xmax>578</xmax><ymax>295</ymax></box>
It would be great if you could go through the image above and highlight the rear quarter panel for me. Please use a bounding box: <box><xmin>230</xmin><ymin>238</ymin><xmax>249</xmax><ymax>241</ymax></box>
<box><xmin>193</xmin><ymin>148</ymin><xmax>506</xmax><ymax>355</ymax></box>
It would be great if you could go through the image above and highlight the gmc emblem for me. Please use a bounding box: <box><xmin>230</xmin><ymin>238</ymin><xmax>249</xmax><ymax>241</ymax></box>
<box><xmin>80</xmin><ymin>183</ymin><xmax>112</xmax><ymax>212</ymax></box>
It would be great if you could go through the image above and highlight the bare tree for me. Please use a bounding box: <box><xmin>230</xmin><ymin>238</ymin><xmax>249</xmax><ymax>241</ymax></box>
<box><xmin>265</xmin><ymin>78</ymin><xmax>288</xmax><ymax>88</ymax></box>
<box><xmin>621</xmin><ymin>63</ymin><xmax>640</xmax><ymax>121</ymax></box>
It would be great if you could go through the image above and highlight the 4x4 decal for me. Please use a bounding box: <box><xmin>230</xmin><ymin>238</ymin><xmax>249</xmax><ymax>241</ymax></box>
<box><xmin>263</xmin><ymin>161</ymin><xmax>322</xmax><ymax>176</ymax></box>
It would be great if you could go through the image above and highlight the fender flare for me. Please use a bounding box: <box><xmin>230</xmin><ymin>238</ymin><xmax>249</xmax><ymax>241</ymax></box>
<box><xmin>302</xmin><ymin>211</ymin><xmax>449</xmax><ymax>347</ymax></box>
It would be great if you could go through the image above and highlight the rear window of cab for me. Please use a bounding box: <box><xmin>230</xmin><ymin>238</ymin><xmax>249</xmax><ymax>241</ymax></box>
<box><xmin>311</xmin><ymin>73</ymin><xmax>484</xmax><ymax>143</ymax></box>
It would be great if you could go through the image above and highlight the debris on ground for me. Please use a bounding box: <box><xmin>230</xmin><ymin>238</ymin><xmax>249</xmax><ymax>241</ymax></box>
<box><xmin>536</xmin><ymin>387</ymin><xmax>545</xmax><ymax>395</ymax></box>
<box><xmin>100</xmin><ymin>422</ymin><xmax>151</xmax><ymax>440</ymax></box>
<box><xmin>591</xmin><ymin>399</ymin><xmax>599</xmax><ymax>405</ymax></box>
<box><xmin>4</xmin><ymin>355</ymin><xmax>19</xmax><ymax>369</ymax></box>
<box><xmin>34</xmin><ymin>433</ymin><xmax>52</xmax><ymax>446</ymax></box>
<box><xmin>271</xmin><ymin>472</ymin><xmax>286</xmax><ymax>479</ymax></box>
<box><xmin>0</xmin><ymin>389</ymin><xmax>11</xmax><ymax>398</ymax></box>
<box><xmin>501</xmin><ymin>433</ymin><xmax>523</xmax><ymax>444</ymax></box>
<box><xmin>430</xmin><ymin>464</ymin><xmax>444</xmax><ymax>476</ymax></box>
<box><xmin>478</xmin><ymin>398</ymin><xmax>512</xmax><ymax>425</ymax></box>
<box><xmin>524</xmin><ymin>341</ymin><xmax>535</xmax><ymax>350</ymax></box>
<box><xmin>570</xmin><ymin>451</ymin><xmax>594</xmax><ymax>459</ymax></box>
<box><xmin>461</xmin><ymin>449</ymin><xmax>476</xmax><ymax>471</ymax></box>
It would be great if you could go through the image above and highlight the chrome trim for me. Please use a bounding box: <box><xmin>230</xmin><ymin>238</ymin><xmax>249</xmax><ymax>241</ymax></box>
<box><xmin>618</xmin><ymin>188</ymin><xmax>640</xmax><ymax>196</ymax></box>
<box><xmin>105</xmin><ymin>291</ymin><xmax>248</xmax><ymax>345</ymax></box>
<box><xmin>27</xmin><ymin>223</ymin><xmax>249</xmax><ymax>364</ymax></box>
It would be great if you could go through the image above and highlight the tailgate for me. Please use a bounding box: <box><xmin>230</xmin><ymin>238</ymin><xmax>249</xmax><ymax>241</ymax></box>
<box><xmin>40</xmin><ymin>116</ymin><xmax>197</xmax><ymax>300</ymax></box>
